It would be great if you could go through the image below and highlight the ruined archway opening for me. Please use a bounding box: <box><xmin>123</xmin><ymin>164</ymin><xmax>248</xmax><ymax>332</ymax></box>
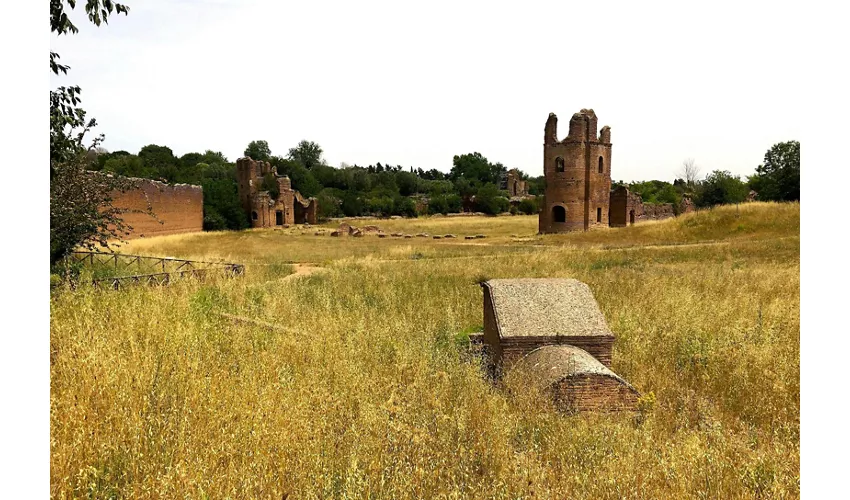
<box><xmin>275</xmin><ymin>210</ymin><xmax>283</xmax><ymax>226</ymax></box>
<box><xmin>629</xmin><ymin>210</ymin><xmax>635</xmax><ymax>225</ymax></box>
<box><xmin>553</xmin><ymin>205</ymin><xmax>566</xmax><ymax>223</ymax></box>
<box><xmin>598</xmin><ymin>156</ymin><xmax>604</xmax><ymax>173</ymax></box>
<box><xmin>555</xmin><ymin>157</ymin><xmax>565</xmax><ymax>172</ymax></box>
<box><xmin>251</xmin><ymin>211</ymin><xmax>258</xmax><ymax>221</ymax></box>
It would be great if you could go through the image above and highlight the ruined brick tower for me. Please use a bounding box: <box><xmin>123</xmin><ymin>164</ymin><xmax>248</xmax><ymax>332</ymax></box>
<box><xmin>236</xmin><ymin>156</ymin><xmax>317</xmax><ymax>228</ymax></box>
<box><xmin>538</xmin><ymin>109</ymin><xmax>612</xmax><ymax>233</ymax></box>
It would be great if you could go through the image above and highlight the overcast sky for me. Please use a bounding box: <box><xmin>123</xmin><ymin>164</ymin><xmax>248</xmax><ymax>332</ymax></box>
<box><xmin>49</xmin><ymin>0</ymin><xmax>802</xmax><ymax>182</ymax></box>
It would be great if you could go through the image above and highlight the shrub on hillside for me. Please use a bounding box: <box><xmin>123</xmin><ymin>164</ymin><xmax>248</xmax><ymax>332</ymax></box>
<box><xmin>518</xmin><ymin>197</ymin><xmax>540</xmax><ymax>215</ymax></box>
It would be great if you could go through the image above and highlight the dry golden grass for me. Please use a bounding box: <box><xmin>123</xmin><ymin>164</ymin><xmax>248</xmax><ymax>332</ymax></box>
<box><xmin>51</xmin><ymin>202</ymin><xmax>799</xmax><ymax>499</ymax></box>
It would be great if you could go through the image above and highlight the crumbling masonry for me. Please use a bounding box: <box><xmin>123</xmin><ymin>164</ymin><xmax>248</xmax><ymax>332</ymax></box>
<box><xmin>110</xmin><ymin>178</ymin><xmax>203</xmax><ymax>239</ymax></box>
<box><xmin>538</xmin><ymin>109</ymin><xmax>694</xmax><ymax>232</ymax></box>
<box><xmin>539</xmin><ymin>109</ymin><xmax>612</xmax><ymax>233</ymax></box>
<box><xmin>236</xmin><ymin>157</ymin><xmax>318</xmax><ymax>228</ymax></box>
<box><xmin>480</xmin><ymin>278</ymin><xmax>639</xmax><ymax>412</ymax></box>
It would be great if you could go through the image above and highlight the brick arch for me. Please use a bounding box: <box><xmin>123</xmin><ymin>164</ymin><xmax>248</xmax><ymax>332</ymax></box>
<box><xmin>552</xmin><ymin>204</ymin><xmax>566</xmax><ymax>223</ymax></box>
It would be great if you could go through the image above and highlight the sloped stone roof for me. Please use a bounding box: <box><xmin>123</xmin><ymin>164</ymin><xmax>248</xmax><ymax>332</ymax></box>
<box><xmin>512</xmin><ymin>345</ymin><xmax>632</xmax><ymax>390</ymax></box>
<box><xmin>482</xmin><ymin>278</ymin><xmax>613</xmax><ymax>338</ymax></box>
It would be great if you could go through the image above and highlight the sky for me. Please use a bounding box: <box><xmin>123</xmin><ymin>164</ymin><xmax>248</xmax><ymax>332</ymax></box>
<box><xmin>49</xmin><ymin>0</ymin><xmax>803</xmax><ymax>182</ymax></box>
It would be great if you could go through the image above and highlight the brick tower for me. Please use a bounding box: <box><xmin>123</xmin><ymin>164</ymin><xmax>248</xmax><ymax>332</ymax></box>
<box><xmin>538</xmin><ymin>109</ymin><xmax>612</xmax><ymax>233</ymax></box>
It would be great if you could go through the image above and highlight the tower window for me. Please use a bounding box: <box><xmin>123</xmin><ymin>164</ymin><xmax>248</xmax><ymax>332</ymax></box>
<box><xmin>555</xmin><ymin>157</ymin><xmax>565</xmax><ymax>172</ymax></box>
<box><xmin>553</xmin><ymin>205</ymin><xmax>566</xmax><ymax>223</ymax></box>
<box><xmin>598</xmin><ymin>156</ymin><xmax>604</xmax><ymax>173</ymax></box>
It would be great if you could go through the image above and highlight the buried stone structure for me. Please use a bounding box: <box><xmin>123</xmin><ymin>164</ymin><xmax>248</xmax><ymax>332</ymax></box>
<box><xmin>480</xmin><ymin>278</ymin><xmax>638</xmax><ymax>412</ymax></box>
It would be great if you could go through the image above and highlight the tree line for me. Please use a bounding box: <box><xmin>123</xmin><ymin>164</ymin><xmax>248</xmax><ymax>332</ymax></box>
<box><xmin>614</xmin><ymin>141</ymin><xmax>800</xmax><ymax>209</ymax></box>
<box><xmin>91</xmin><ymin>138</ymin><xmax>800</xmax><ymax>232</ymax></box>
<box><xmin>90</xmin><ymin>141</ymin><xmax>547</xmax><ymax>230</ymax></box>
<box><xmin>47</xmin><ymin>1</ymin><xmax>799</xmax><ymax>268</ymax></box>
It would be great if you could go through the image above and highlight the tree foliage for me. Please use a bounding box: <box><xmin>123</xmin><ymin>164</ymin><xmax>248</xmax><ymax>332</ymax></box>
<box><xmin>748</xmin><ymin>141</ymin><xmax>800</xmax><ymax>201</ymax></box>
<box><xmin>244</xmin><ymin>140</ymin><xmax>272</xmax><ymax>162</ymax></box>
<box><xmin>698</xmin><ymin>170</ymin><xmax>748</xmax><ymax>207</ymax></box>
<box><xmin>50</xmin><ymin>0</ymin><xmax>134</xmax><ymax>267</ymax></box>
<box><xmin>288</xmin><ymin>140</ymin><xmax>324</xmax><ymax>170</ymax></box>
<box><xmin>450</xmin><ymin>152</ymin><xmax>506</xmax><ymax>186</ymax></box>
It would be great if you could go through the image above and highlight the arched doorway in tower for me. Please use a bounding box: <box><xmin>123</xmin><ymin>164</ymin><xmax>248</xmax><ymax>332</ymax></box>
<box><xmin>629</xmin><ymin>210</ymin><xmax>635</xmax><ymax>225</ymax></box>
<box><xmin>553</xmin><ymin>205</ymin><xmax>566</xmax><ymax>223</ymax></box>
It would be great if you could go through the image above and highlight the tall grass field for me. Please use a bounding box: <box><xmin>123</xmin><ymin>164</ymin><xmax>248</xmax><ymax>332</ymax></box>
<box><xmin>50</xmin><ymin>202</ymin><xmax>800</xmax><ymax>498</ymax></box>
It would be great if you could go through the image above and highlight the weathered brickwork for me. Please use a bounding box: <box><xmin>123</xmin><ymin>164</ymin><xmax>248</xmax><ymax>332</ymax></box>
<box><xmin>481</xmin><ymin>279</ymin><xmax>639</xmax><ymax>412</ymax></box>
<box><xmin>539</xmin><ymin>109</ymin><xmax>612</xmax><ymax>233</ymax></box>
<box><xmin>236</xmin><ymin>157</ymin><xmax>318</xmax><ymax>227</ymax></box>
<box><xmin>610</xmin><ymin>186</ymin><xmax>695</xmax><ymax>227</ymax></box>
<box><xmin>497</xmin><ymin>336</ymin><xmax>613</xmax><ymax>371</ymax></box>
<box><xmin>111</xmin><ymin>178</ymin><xmax>203</xmax><ymax>238</ymax></box>
<box><xmin>550</xmin><ymin>374</ymin><xmax>639</xmax><ymax>412</ymax></box>
<box><xmin>503</xmin><ymin>169</ymin><xmax>528</xmax><ymax>197</ymax></box>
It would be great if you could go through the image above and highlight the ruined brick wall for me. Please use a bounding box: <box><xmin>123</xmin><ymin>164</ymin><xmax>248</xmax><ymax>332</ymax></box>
<box><xmin>238</xmin><ymin>156</ymin><xmax>315</xmax><ymax>227</ymax></box>
<box><xmin>642</xmin><ymin>203</ymin><xmax>676</xmax><ymax>220</ymax></box>
<box><xmin>611</xmin><ymin>187</ymin><xmax>686</xmax><ymax>226</ymax></box>
<box><xmin>294</xmin><ymin>193</ymin><xmax>318</xmax><ymax>225</ymax></box>
<box><xmin>250</xmin><ymin>191</ymin><xmax>297</xmax><ymax>228</ymax></box>
<box><xmin>504</xmin><ymin>169</ymin><xmax>528</xmax><ymax>197</ymax></box>
<box><xmin>539</xmin><ymin>109</ymin><xmax>611</xmax><ymax>233</ymax></box>
<box><xmin>609</xmin><ymin>186</ymin><xmax>629</xmax><ymax>227</ymax></box>
<box><xmin>498</xmin><ymin>337</ymin><xmax>613</xmax><ymax>371</ymax></box>
<box><xmin>551</xmin><ymin>374</ymin><xmax>639</xmax><ymax>412</ymax></box>
<box><xmin>236</xmin><ymin>157</ymin><xmax>260</xmax><ymax>216</ymax></box>
<box><xmin>111</xmin><ymin>178</ymin><xmax>203</xmax><ymax>238</ymax></box>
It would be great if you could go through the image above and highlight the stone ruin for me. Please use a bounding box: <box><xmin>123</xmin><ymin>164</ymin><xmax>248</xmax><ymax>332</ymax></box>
<box><xmin>236</xmin><ymin>157</ymin><xmax>318</xmax><ymax>228</ymax></box>
<box><xmin>480</xmin><ymin>278</ymin><xmax>639</xmax><ymax>412</ymax></box>
<box><xmin>538</xmin><ymin>109</ymin><xmax>695</xmax><ymax>233</ymax></box>
<box><xmin>609</xmin><ymin>186</ymin><xmax>695</xmax><ymax>227</ymax></box>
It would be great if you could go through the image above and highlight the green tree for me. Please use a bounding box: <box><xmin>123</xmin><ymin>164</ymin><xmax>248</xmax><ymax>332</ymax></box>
<box><xmin>244</xmin><ymin>140</ymin><xmax>272</xmax><ymax>162</ymax></box>
<box><xmin>474</xmin><ymin>184</ymin><xmax>509</xmax><ymax>215</ymax></box>
<box><xmin>50</xmin><ymin>0</ymin><xmax>133</xmax><ymax>266</ymax></box>
<box><xmin>271</xmin><ymin>157</ymin><xmax>322</xmax><ymax>198</ymax></box>
<box><xmin>698</xmin><ymin>170</ymin><xmax>748</xmax><ymax>207</ymax></box>
<box><xmin>288</xmin><ymin>140</ymin><xmax>324</xmax><ymax>169</ymax></box>
<box><xmin>201</xmin><ymin>175</ymin><xmax>248</xmax><ymax>231</ymax></box>
<box><xmin>138</xmin><ymin>144</ymin><xmax>178</xmax><ymax>181</ymax></box>
<box><xmin>748</xmin><ymin>141</ymin><xmax>800</xmax><ymax>201</ymax></box>
<box><xmin>518</xmin><ymin>197</ymin><xmax>540</xmax><ymax>215</ymax></box>
<box><xmin>450</xmin><ymin>152</ymin><xmax>505</xmax><ymax>186</ymax></box>
<box><xmin>396</xmin><ymin>171</ymin><xmax>419</xmax><ymax>196</ymax></box>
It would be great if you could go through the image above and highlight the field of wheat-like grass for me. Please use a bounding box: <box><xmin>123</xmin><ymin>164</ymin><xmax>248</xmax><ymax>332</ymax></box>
<box><xmin>50</xmin><ymin>202</ymin><xmax>800</xmax><ymax>499</ymax></box>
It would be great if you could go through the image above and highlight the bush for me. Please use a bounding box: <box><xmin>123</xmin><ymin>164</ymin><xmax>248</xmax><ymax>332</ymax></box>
<box><xmin>316</xmin><ymin>190</ymin><xmax>342</xmax><ymax>220</ymax></box>
<box><xmin>445</xmin><ymin>194</ymin><xmax>463</xmax><ymax>213</ymax></box>
<box><xmin>697</xmin><ymin>170</ymin><xmax>748</xmax><ymax>207</ymax></box>
<box><xmin>474</xmin><ymin>184</ymin><xmax>509</xmax><ymax>215</ymax></box>
<box><xmin>428</xmin><ymin>195</ymin><xmax>449</xmax><ymax>215</ymax></box>
<box><xmin>260</xmin><ymin>173</ymin><xmax>280</xmax><ymax>200</ymax></box>
<box><xmin>341</xmin><ymin>192</ymin><xmax>365</xmax><ymax>217</ymax></box>
<box><xmin>394</xmin><ymin>197</ymin><xmax>417</xmax><ymax>217</ymax></box>
<box><xmin>203</xmin><ymin>208</ymin><xmax>228</xmax><ymax>231</ymax></box>
<box><xmin>518</xmin><ymin>197</ymin><xmax>539</xmax><ymax>215</ymax></box>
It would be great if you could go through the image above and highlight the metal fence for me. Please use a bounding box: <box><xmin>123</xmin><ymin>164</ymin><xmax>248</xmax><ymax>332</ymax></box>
<box><xmin>64</xmin><ymin>251</ymin><xmax>245</xmax><ymax>290</ymax></box>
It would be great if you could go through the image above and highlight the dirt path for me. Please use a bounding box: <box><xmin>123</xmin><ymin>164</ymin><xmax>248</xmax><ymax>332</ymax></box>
<box><xmin>280</xmin><ymin>263</ymin><xmax>325</xmax><ymax>281</ymax></box>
